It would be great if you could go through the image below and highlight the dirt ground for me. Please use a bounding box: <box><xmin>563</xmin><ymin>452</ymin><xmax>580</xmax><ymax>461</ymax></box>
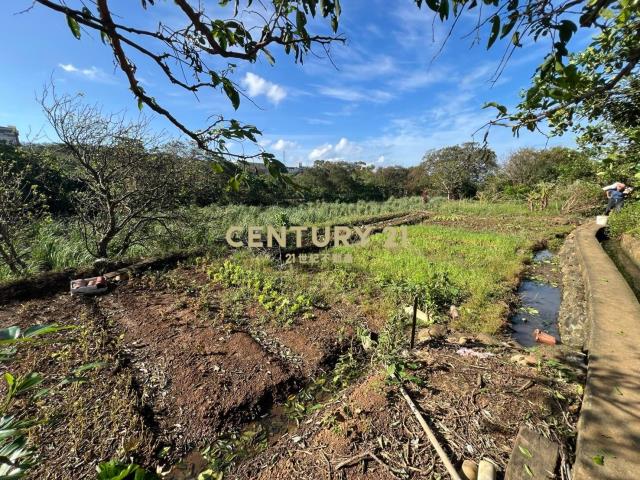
<box><xmin>0</xmin><ymin>263</ymin><xmax>377</xmax><ymax>478</ymax></box>
<box><xmin>230</xmin><ymin>336</ymin><xmax>583</xmax><ymax>480</ymax></box>
<box><xmin>0</xmin><ymin>241</ymin><xmax>586</xmax><ymax>479</ymax></box>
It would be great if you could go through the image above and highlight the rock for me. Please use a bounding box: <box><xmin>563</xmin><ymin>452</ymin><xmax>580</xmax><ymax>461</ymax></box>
<box><xmin>461</xmin><ymin>459</ymin><xmax>478</xmax><ymax>480</ymax></box>
<box><xmin>458</xmin><ymin>336</ymin><xmax>469</xmax><ymax>345</ymax></box>
<box><xmin>449</xmin><ymin>305</ymin><xmax>460</xmax><ymax>320</ymax></box>
<box><xmin>510</xmin><ymin>354</ymin><xmax>537</xmax><ymax>367</ymax></box>
<box><xmin>428</xmin><ymin>324</ymin><xmax>448</xmax><ymax>338</ymax></box>
<box><xmin>417</xmin><ymin>324</ymin><xmax>447</xmax><ymax>342</ymax></box>
<box><xmin>403</xmin><ymin>305</ymin><xmax>431</xmax><ymax>323</ymax></box>
<box><xmin>478</xmin><ymin>459</ymin><xmax>497</xmax><ymax>480</ymax></box>
<box><xmin>474</xmin><ymin>333</ymin><xmax>501</xmax><ymax>346</ymax></box>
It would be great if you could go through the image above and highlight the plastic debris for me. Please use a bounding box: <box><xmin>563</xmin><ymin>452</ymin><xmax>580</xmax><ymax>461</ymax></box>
<box><xmin>456</xmin><ymin>347</ymin><xmax>495</xmax><ymax>359</ymax></box>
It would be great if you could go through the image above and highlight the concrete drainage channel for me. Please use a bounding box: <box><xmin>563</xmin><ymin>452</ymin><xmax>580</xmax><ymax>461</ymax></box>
<box><xmin>571</xmin><ymin>222</ymin><xmax>640</xmax><ymax>479</ymax></box>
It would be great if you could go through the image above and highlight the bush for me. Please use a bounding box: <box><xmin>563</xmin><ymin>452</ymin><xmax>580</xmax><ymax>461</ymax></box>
<box><xmin>608</xmin><ymin>201</ymin><xmax>640</xmax><ymax>238</ymax></box>
<box><xmin>552</xmin><ymin>180</ymin><xmax>604</xmax><ymax>215</ymax></box>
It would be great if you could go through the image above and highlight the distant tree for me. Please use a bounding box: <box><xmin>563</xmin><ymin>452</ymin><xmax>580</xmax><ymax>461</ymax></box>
<box><xmin>538</xmin><ymin>147</ymin><xmax>596</xmax><ymax>183</ymax></box>
<box><xmin>0</xmin><ymin>149</ymin><xmax>46</xmax><ymax>274</ymax></box>
<box><xmin>404</xmin><ymin>165</ymin><xmax>432</xmax><ymax>196</ymax></box>
<box><xmin>372</xmin><ymin>166</ymin><xmax>410</xmax><ymax>199</ymax></box>
<box><xmin>40</xmin><ymin>90</ymin><xmax>187</xmax><ymax>259</ymax></box>
<box><xmin>421</xmin><ymin>143</ymin><xmax>497</xmax><ymax>199</ymax></box>
<box><xmin>296</xmin><ymin>161</ymin><xmax>381</xmax><ymax>202</ymax></box>
<box><xmin>504</xmin><ymin>148</ymin><xmax>556</xmax><ymax>186</ymax></box>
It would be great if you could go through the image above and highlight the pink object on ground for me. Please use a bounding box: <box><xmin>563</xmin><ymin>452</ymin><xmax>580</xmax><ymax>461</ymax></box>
<box><xmin>534</xmin><ymin>329</ymin><xmax>557</xmax><ymax>345</ymax></box>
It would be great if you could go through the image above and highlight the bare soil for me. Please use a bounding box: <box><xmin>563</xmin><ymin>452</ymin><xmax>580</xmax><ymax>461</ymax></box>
<box><xmin>1</xmin><ymin>248</ymin><xmax>585</xmax><ymax>479</ymax></box>
<box><xmin>230</xmin><ymin>338</ymin><xmax>583</xmax><ymax>480</ymax></box>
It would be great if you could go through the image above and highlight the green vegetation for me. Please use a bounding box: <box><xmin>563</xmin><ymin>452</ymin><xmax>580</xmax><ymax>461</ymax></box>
<box><xmin>608</xmin><ymin>202</ymin><xmax>640</xmax><ymax>239</ymax></box>
<box><xmin>211</xmin><ymin>260</ymin><xmax>313</xmax><ymax>325</ymax></box>
<box><xmin>0</xmin><ymin>196</ymin><xmax>422</xmax><ymax>282</ymax></box>
<box><xmin>334</xmin><ymin>224</ymin><xmax>533</xmax><ymax>333</ymax></box>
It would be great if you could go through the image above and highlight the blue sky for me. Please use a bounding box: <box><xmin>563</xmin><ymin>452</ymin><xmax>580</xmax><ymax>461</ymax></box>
<box><xmin>0</xmin><ymin>1</ymin><xmax>584</xmax><ymax>166</ymax></box>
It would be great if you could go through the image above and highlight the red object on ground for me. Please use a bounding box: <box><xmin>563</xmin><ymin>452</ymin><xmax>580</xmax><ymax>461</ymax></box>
<box><xmin>534</xmin><ymin>328</ymin><xmax>557</xmax><ymax>345</ymax></box>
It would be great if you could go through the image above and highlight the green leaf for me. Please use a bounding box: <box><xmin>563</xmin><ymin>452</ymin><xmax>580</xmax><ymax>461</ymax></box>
<box><xmin>23</xmin><ymin>324</ymin><xmax>71</xmax><ymax>338</ymax></box>
<box><xmin>524</xmin><ymin>463</ymin><xmax>533</xmax><ymax>477</ymax></box>
<box><xmin>592</xmin><ymin>454</ymin><xmax>604</xmax><ymax>466</ymax></box>
<box><xmin>438</xmin><ymin>0</ymin><xmax>449</xmax><ymax>20</ymax></box>
<box><xmin>229</xmin><ymin>175</ymin><xmax>241</xmax><ymax>191</ymax></box>
<box><xmin>211</xmin><ymin>162</ymin><xmax>224</xmax><ymax>174</ymax></box>
<box><xmin>223</xmin><ymin>80</ymin><xmax>240</xmax><ymax>110</ymax></box>
<box><xmin>488</xmin><ymin>16</ymin><xmax>500</xmax><ymax>48</ymax></box>
<box><xmin>558</xmin><ymin>20</ymin><xmax>577</xmax><ymax>43</ymax></box>
<box><xmin>0</xmin><ymin>327</ymin><xmax>20</xmax><ymax>342</ymax></box>
<box><xmin>66</xmin><ymin>15</ymin><xmax>81</xmax><ymax>39</ymax></box>
<box><xmin>296</xmin><ymin>10</ymin><xmax>307</xmax><ymax>31</ymax></box>
<box><xmin>137</xmin><ymin>97</ymin><xmax>144</xmax><ymax>111</ymax></box>
<box><xmin>262</xmin><ymin>48</ymin><xmax>276</xmax><ymax>66</ymax></box>
<box><xmin>74</xmin><ymin>361</ymin><xmax>107</xmax><ymax>375</ymax></box>
<box><xmin>519</xmin><ymin>445</ymin><xmax>533</xmax><ymax>458</ymax></box>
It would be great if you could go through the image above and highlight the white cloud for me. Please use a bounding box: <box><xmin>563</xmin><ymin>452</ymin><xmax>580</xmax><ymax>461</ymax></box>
<box><xmin>58</xmin><ymin>63</ymin><xmax>113</xmax><ymax>82</ymax></box>
<box><xmin>376</xmin><ymin>155</ymin><xmax>385</xmax><ymax>164</ymax></box>
<box><xmin>317</xmin><ymin>86</ymin><xmax>392</xmax><ymax>103</ymax></box>
<box><xmin>335</xmin><ymin>137</ymin><xmax>349</xmax><ymax>153</ymax></box>
<box><xmin>272</xmin><ymin>139</ymin><xmax>297</xmax><ymax>151</ymax></box>
<box><xmin>309</xmin><ymin>143</ymin><xmax>334</xmax><ymax>161</ymax></box>
<box><xmin>308</xmin><ymin>137</ymin><xmax>364</xmax><ymax>161</ymax></box>
<box><xmin>241</xmin><ymin>72</ymin><xmax>287</xmax><ymax>105</ymax></box>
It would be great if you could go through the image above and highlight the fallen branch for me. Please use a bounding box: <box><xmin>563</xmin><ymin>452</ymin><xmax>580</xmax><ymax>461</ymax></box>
<box><xmin>335</xmin><ymin>451</ymin><xmax>399</xmax><ymax>478</ymax></box>
<box><xmin>396</xmin><ymin>379</ymin><xmax>463</xmax><ymax>480</ymax></box>
<box><xmin>335</xmin><ymin>452</ymin><xmax>371</xmax><ymax>470</ymax></box>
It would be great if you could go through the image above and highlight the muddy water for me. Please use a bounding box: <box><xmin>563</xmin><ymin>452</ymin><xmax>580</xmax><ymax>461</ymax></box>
<box><xmin>511</xmin><ymin>250</ymin><xmax>562</xmax><ymax>347</ymax></box>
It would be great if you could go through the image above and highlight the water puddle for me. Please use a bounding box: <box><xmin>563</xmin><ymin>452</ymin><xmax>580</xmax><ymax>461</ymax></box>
<box><xmin>511</xmin><ymin>249</ymin><xmax>562</xmax><ymax>347</ymax></box>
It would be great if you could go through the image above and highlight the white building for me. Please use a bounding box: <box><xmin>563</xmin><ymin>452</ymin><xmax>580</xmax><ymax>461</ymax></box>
<box><xmin>0</xmin><ymin>126</ymin><xmax>19</xmax><ymax>145</ymax></box>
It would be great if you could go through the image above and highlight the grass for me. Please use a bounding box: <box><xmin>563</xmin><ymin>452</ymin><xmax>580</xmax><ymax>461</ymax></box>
<box><xmin>332</xmin><ymin>224</ymin><xmax>532</xmax><ymax>333</ymax></box>
<box><xmin>1</xmin><ymin>196</ymin><xmax>424</xmax><ymax>282</ymax></box>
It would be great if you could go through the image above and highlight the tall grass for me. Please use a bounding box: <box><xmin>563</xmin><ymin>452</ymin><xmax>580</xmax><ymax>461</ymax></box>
<box><xmin>0</xmin><ymin>197</ymin><xmax>424</xmax><ymax>282</ymax></box>
<box><xmin>430</xmin><ymin>198</ymin><xmax>561</xmax><ymax>216</ymax></box>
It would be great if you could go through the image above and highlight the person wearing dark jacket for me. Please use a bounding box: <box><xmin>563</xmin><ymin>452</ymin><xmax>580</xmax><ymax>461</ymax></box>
<box><xmin>603</xmin><ymin>182</ymin><xmax>632</xmax><ymax>215</ymax></box>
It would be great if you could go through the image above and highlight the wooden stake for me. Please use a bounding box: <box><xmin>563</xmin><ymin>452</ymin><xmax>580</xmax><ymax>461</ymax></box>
<box><xmin>410</xmin><ymin>296</ymin><xmax>418</xmax><ymax>349</ymax></box>
<box><xmin>397</xmin><ymin>380</ymin><xmax>463</xmax><ymax>480</ymax></box>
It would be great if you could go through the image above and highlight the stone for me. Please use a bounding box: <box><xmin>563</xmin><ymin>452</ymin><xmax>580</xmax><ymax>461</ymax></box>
<box><xmin>478</xmin><ymin>460</ymin><xmax>497</xmax><ymax>480</ymax></box>
<box><xmin>403</xmin><ymin>305</ymin><xmax>431</xmax><ymax>323</ymax></box>
<box><xmin>458</xmin><ymin>336</ymin><xmax>469</xmax><ymax>345</ymax></box>
<box><xmin>461</xmin><ymin>459</ymin><xmax>478</xmax><ymax>480</ymax></box>
<box><xmin>474</xmin><ymin>333</ymin><xmax>501</xmax><ymax>346</ymax></box>
<box><xmin>450</xmin><ymin>304</ymin><xmax>460</xmax><ymax>320</ymax></box>
<box><xmin>417</xmin><ymin>324</ymin><xmax>447</xmax><ymax>342</ymax></box>
<box><xmin>510</xmin><ymin>354</ymin><xmax>537</xmax><ymax>367</ymax></box>
<box><xmin>428</xmin><ymin>324</ymin><xmax>448</xmax><ymax>338</ymax></box>
<box><xmin>505</xmin><ymin>427</ymin><xmax>558</xmax><ymax>479</ymax></box>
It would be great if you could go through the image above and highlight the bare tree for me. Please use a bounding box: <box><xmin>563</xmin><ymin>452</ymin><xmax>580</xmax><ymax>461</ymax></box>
<box><xmin>40</xmin><ymin>89</ymin><xmax>186</xmax><ymax>259</ymax></box>
<box><xmin>0</xmin><ymin>147</ymin><xmax>45</xmax><ymax>274</ymax></box>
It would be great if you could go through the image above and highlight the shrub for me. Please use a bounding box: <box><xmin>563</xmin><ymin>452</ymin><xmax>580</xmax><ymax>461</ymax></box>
<box><xmin>608</xmin><ymin>201</ymin><xmax>640</xmax><ymax>238</ymax></box>
<box><xmin>552</xmin><ymin>180</ymin><xmax>604</xmax><ymax>215</ymax></box>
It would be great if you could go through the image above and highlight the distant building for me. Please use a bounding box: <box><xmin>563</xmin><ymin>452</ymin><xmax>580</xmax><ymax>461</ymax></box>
<box><xmin>0</xmin><ymin>125</ymin><xmax>19</xmax><ymax>145</ymax></box>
